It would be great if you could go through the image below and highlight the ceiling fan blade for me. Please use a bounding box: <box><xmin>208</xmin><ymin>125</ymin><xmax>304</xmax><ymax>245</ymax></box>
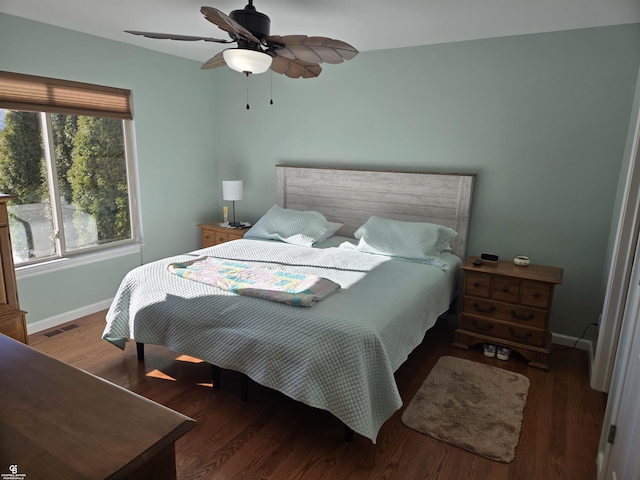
<box><xmin>267</xmin><ymin>35</ymin><xmax>359</xmax><ymax>64</ymax></box>
<box><xmin>270</xmin><ymin>56</ymin><xmax>322</xmax><ymax>79</ymax></box>
<box><xmin>201</xmin><ymin>52</ymin><xmax>227</xmax><ymax>70</ymax></box>
<box><xmin>266</xmin><ymin>35</ymin><xmax>307</xmax><ymax>61</ymax></box>
<box><xmin>200</xmin><ymin>6</ymin><xmax>262</xmax><ymax>45</ymax></box>
<box><xmin>125</xmin><ymin>30</ymin><xmax>230</xmax><ymax>43</ymax></box>
<box><xmin>304</xmin><ymin>37</ymin><xmax>359</xmax><ymax>63</ymax></box>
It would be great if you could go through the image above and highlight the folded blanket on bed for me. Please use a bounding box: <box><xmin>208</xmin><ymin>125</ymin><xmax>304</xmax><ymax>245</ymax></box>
<box><xmin>167</xmin><ymin>256</ymin><xmax>340</xmax><ymax>306</ymax></box>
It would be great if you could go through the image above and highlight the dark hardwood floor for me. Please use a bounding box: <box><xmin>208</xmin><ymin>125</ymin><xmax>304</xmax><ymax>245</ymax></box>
<box><xmin>29</xmin><ymin>311</ymin><xmax>607</xmax><ymax>480</ymax></box>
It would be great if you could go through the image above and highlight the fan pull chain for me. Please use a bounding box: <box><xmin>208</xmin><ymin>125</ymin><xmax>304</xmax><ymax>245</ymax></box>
<box><xmin>245</xmin><ymin>72</ymin><xmax>250</xmax><ymax>110</ymax></box>
<box><xmin>270</xmin><ymin>71</ymin><xmax>274</xmax><ymax>105</ymax></box>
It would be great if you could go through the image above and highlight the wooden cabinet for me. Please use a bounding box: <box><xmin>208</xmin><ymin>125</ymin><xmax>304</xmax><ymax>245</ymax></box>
<box><xmin>453</xmin><ymin>256</ymin><xmax>563</xmax><ymax>370</ymax></box>
<box><xmin>0</xmin><ymin>194</ymin><xmax>27</xmax><ymax>344</ymax></box>
<box><xmin>197</xmin><ymin>222</ymin><xmax>250</xmax><ymax>248</ymax></box>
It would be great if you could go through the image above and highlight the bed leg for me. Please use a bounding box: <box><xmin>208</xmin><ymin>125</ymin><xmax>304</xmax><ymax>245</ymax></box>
<box><xmin>136</xmin><ymin>342</ymin><xmax>144</xmax><ymax>361</ymax></box>
<box><xmin>241</xmin><ymin>374</ymin><xmax>249</xmax><ymax>401</ymax></box>
<box><xmin>212</xmin><ymin>365</ymin><xmax>221</xmax><ymax>389</ymax></box>
<box><xmin>344</xmin><ymin>425</ymin><xmax>354</xmax><ymax>444</ymax></box>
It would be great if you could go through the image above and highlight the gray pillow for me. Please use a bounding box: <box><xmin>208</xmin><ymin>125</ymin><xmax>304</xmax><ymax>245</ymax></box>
<box><xmin>340</xmin><ymin>216</ymin><xmax>457</xmax><ymax>268</ymax></box>
<box><xmin>244</xmin><ymin>205</ymin><xmax>329</xmax><ymax>247</ymax></box>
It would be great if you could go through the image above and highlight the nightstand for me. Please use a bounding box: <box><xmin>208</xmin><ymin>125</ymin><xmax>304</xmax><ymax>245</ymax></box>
<box><xmin>453</xmin><ymin>256</ymin><xmax>563</xmax><ymax>370</ymax></box>
<box><xmin>197</xmin><ymin>222</ymin><xmax>251</xmax><ymax>248</ymax></box>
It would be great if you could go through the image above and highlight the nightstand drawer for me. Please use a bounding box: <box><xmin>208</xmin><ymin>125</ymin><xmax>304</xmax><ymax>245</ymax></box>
<box><xmin>460</xmin><ymin>315</ymin><xmax>545</xmax><ymax>347</ymax></box>
<box><xmin>198</xmin><ymin>223</ymin><xmax>250</xmax><ymax>248</ymax></box>
<box><xmin>465</xmin><ymin>272</ymin><xmax>491</xmax><ymax>298</ymax></box>
<box><xmin>521</xmin><ymin>281</ymin><xmax>552</xmax><ymax>308</ymax></box>
<box><xmin>491</xmin><ymin>276</ymin><xmax>520</xmax><ymax>303</ymax></box>
<box><xmin>201</xmin><ymin>231</ymin><xmax>216</xmax><ymax>248</ymax></box>
<box><xmin>462</xmin><ymin>297</ymin><xmax>547</xmax><ymax>329</ymax></box>
<box><xmin>214</xmin><ymin>232</ymin><xmax>234</xmax><ymax>244</ymax></box>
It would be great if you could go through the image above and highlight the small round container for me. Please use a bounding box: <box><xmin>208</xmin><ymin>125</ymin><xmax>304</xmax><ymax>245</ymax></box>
<box><xmin>514</xmin><ymin>255</ymin><xmax>530</xmax><ymax>266</ymax></box>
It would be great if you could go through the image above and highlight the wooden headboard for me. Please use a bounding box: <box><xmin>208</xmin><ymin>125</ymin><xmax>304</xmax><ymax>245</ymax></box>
<box><xmin>276</xmin><ymin>165</ymin><xmax>475</xmax><ymax>259</ymax></box>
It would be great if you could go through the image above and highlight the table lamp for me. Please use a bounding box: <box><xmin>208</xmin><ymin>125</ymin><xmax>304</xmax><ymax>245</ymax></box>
<box><xmin>222</xmin><ymin>180</ymin><xmax>243</xmax><ymax>227</ymax></box>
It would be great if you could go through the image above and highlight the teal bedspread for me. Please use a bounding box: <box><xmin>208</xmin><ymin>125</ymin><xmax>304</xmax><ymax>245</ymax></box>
<box><xmin>103</xmin><ymin>238</ymin><xmax>460</xmax><ymax>443</ymax></box>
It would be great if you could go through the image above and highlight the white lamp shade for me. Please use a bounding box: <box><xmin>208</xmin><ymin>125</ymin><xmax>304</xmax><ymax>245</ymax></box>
<box><xmin>222</xmin><ymin>180</ymin><xmax>243</xmax><ymax>201</ymax></box>
<box><xmin>223</xmin><ymin>48</ymin><xmax>272</xmax><ymax>74</ymax></box>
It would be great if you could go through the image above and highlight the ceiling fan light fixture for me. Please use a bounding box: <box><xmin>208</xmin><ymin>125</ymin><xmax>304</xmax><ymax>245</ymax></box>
<box><xmin>223</xmin><ymin>48</ymin><xmax>272</xmax><ymax>74</ymax></box>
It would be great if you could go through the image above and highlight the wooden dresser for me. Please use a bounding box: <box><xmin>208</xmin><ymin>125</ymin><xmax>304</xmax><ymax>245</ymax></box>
<box><xmin>0</xmin><ymin>194</ymin><xmax>28</xmax><ymax>344</ymax></box>
<box><xmin>453</xmin><ymin>256</ymin><xmax>563</xmax><ymax>370</ymax></box>
<box><xmin>0</xmin><ymin>334</ymin><xmax>196</xmax><ymax>480</ymax></box>
<box><xmin>197</xmin><ymin>222</ymin><xmax>250</xmax><ymax>248</ymax></box>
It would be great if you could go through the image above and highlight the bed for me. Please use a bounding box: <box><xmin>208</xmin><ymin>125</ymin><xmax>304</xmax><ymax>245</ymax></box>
<box><xmin>103</xmin><ymin>165</ymin><xmax>475</xmax><ymax>443</ymax></box>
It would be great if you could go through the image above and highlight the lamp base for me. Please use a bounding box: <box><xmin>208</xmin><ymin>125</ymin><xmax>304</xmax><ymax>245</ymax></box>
<box><xmin>228</xmin><ymin>221</ymin><xmax>244</xmax><ymax>228</ymax></box>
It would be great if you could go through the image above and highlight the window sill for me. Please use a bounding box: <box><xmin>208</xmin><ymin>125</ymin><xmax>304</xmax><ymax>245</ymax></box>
<box><xmin>15</xmin><ymin>243</ymin><xmax>142</xmax><ymax>280</ymax></box>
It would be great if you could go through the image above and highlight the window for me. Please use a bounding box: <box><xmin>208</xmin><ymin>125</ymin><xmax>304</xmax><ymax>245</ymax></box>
<box><xmin>0</xmin><ymin>71</ymin><xmax>138</xmax><ymax>267</ymax></box>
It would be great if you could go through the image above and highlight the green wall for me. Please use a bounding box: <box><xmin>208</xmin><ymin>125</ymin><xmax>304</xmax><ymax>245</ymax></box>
<box><xmin>213</xmin><ymin>25</ymin><xmax>640</xmax><ymax>338</ymax></box>
<box><xmin>2</xmin><ymin>12</ymin><xmax>640</xmax><ymax>339</ymax></box>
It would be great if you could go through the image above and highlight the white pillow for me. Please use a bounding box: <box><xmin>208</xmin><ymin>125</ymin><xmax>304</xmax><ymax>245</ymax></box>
<box><xmin>314</xmin><ymin>221</ymin><xmax>344</xmax><ymax>244</ymax></box>
<box><xmin>244</xmin><ymin>205</ymin><xmax>328</xmax><ymax>247</ymax></box>
<box><xmin>340</xmin><ymin>216</ymin><xmax>457</xmax><ymax>268</ymax></box>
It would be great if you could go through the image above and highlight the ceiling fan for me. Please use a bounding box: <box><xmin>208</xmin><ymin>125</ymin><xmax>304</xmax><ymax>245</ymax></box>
<box><xmin>126</xmin><ymin>2</ymin><xmax>359</xmax><ymax>79</ymax></box>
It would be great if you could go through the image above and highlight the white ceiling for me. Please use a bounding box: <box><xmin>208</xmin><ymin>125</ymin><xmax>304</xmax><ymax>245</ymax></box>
<box><xmin>2</xmin><ymin>0</ymin><xmax>640</xmax><ymax>66</ymax></box>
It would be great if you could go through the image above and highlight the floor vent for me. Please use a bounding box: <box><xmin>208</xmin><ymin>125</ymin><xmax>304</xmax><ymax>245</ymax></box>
<box><xmin>43</xmin><ymin>324</ymin><xmax>79</xmax><ymax>337</ymax></box>
<box><xmin>43</xmin><ymin>329</ymin><xmax>63</xmax><ymax>337</ymax></box>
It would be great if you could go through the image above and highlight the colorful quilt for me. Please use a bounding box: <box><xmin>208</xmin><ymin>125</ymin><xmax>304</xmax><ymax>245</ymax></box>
<box><xmin>167</xmin><ymin>256</ymin><xmax>340</xmax><ymax>306</ymax></box>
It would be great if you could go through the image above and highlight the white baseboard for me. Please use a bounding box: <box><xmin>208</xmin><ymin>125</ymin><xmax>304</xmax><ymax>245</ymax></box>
<box><xmin>551</xmin><ymin>331</ymin><xmax>595</xmax><ymax>377</ymax></box>
<box><xmin>27</xmin><ymin>299</ymin><xmax>113</xmax><ymax>334</ymax></box>
<box><xmin>551</xmin><ymin>331</ymin><xmax>594</xmax><ymax>356</ymax></box>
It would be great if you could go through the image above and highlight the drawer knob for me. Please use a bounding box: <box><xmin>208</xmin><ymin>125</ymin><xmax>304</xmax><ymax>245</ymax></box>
<box><xmin>508</xmin><ymin>327</ymin><xmax>532</xmax><ymax>339</ymax></box>
<box><xmin>473</xmin><ymin>282</ymin><xmax>480</xmax><ymax>287</ymax></box>
<box><xmin>502</xmin><ymin>286</ymin><xmax>509</xmax><ymax>292</ymax></box>
<box><xmin>533</xmin><ymin>292</ymin><xmax>540</xmax><ymax>298</ymax></box>
<box><xmin>473</xmin><ymin>303</ymin><xmax>496</xmax><ymax>314</ymax></box>
<box><xmin>472</xmin><ymin>319</ymin><xmax>494</xmax><ymax>331</ymax></box>
<box><xmin>510</xmin><ymin>310</ymin><xmax>535</xmax><ymax>321</ymax></box>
